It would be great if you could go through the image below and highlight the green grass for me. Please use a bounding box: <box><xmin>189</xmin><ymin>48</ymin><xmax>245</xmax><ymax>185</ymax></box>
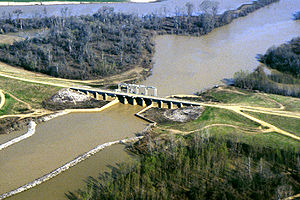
<box><xmin>244</xmin><ymin>111</ymin><xmax>300</xmax><ymax>137</ymax></box>
<box><xmin>202</xmin><ymin>86</ymin><xmax>300</xmax><ymax>111</ymax></box>
<box><xmin>160</xmin><ymin>107</ymin><xmax>260</xmax><ymax>132</ymax></box>
<box><xmin>0</xmin><ymin>93</ymin><xmax>29</xmax><ymax>115</ymax></box>
<box><xmin>202</xmin><ymin>87</ymin><xmax>281</xmax><ymax>108</ymax></box>
<box><xmin>0</xmin><ymin>76</ymin><xmax>61</xmax><ymax>112</ymax></box>
<box><xmin>189</xmin><ymin>127</ymin><xmax>300</xmax><ymax>152</ymax></box>
<box><xmin>252</xmin><ymin>132</ymin><xmax>300</xmax><ymax>151</ymax></box>
<box><xmin>157</xmin><ymin>86</ymin><xmax>300</xmax><ymax>151</ymax></box>
<box><xmin>267</xmin><ymin>94</ymin><xmax>300</xmax><ymax>112</ymax></box>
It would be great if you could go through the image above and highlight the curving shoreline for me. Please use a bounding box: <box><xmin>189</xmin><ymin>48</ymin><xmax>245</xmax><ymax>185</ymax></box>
<box><xmin>0</xmin><ymin>98</ymin><xmax>128</xmax><ymax>199</ymax></box>
<box><xmin>0</xmin><ymin>121</ymin><xmax>36</xmax><ymax>151</ymax></box>
<box><xmin>0</xmin><ymin>0</ymin><xmax>289</xmax><ymax>197</ymax></box>
<box><xmin>0</xmin><ymin>136</ymin><xmax>144</xmax><ymax>200</ymax></box>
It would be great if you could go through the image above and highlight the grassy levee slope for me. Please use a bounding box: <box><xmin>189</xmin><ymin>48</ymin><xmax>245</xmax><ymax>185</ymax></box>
<box><xmin>266</xmin><ymin>93</ymin><xmax>300</xmax><ymax>112</ymax></box>
<box><xmin>156</xmin><ymin>86</ymin><xmax>300</xmax><ymax>151</ymax></box>
<box><xmin>244</xmin><ymin>111</ymin><xmax>300</xmax><ymax>137</ymax></box>
<box><xmin>0</xmin><ymin>93</ymin><xmax>28</xmax><ymax>115</ymax></box>
<box><xmin>0</xmin><ymin>76</ymin><xmax>60</xmax><ymax>116</ymax></box>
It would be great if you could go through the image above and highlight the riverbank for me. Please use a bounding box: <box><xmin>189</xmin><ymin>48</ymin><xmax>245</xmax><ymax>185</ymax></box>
<box><xmin>65</xmin><ymin>86</ymin><xmax>300</xmax><ymax>200</ymax></box>
<box><xmin>0</xmin><ymin>88</ymin><xmax>113</xmax><ymax>134</ymax></box>
<box><xmin>0</xmin><ymin>0</ymin><xmax>278</xmax><ymax>82</ymax></box>
<box><xmin>0</xmin><ymin>0</ymin><xmax>299</xmax><ymax>198</ymax></box>
<box><xmin>0</xmin><ymin>135</ymin><xmax>143</xmax><ymax>200</ymax></box>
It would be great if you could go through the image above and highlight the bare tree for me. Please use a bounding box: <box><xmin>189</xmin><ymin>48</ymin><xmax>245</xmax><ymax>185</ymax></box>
<box><xmin>185</xmin><ymin>2</ymin><xmax>194</xmax><ymax>17</ymax></box>
<box><xmin>200</xmin><ymin>0</ymin><xmax>219</xmax><ymax>16</ymax></box>
<box><xmin>13</xmin><ymin>9</ymin><xmax>23</xmax><ymax>30</ymax></box>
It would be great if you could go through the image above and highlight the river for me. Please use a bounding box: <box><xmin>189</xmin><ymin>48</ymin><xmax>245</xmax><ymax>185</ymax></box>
<box><xmin>1</xmin><ymin>104</ymin><xmax>147</xmax><ymax>199</ymax></box>
<box><xmin>1</xmin><ymin>0</ymin><xmax>299</xmax><ymax>199</ymax></box>
<box><xmin>142</xmin><ymin>0</ymin><xmax>300</xmax><ymax>96</ymax></box>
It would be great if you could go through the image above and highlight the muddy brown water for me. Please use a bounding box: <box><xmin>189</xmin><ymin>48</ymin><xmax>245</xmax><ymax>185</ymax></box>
<box><xmin>1</xmin><ymin>0</ymin><xmax>299</xmax><ymax>199</ymax></box>
<box><xmin>1</xmin><ymin>104</ymin><xmax>147</xmax><ymax>198</ymax></box>
<box><xmin>0</xmin><ymin>128</ymin><xmax>27</xmax><ymax>145</ymax></box>
<box><xmin>142</xmin><ymin>0</ymin><xmax>300</xmax><ymax>96</ymax></box>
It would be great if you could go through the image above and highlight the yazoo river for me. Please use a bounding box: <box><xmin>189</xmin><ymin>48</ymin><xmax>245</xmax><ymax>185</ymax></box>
<box><xmin>0</xmin><ymin>0</ymin><xmax>299</xmax><ymax>199</ymax></box>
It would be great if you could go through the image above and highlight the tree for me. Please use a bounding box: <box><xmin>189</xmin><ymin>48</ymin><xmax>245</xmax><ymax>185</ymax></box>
<box><xmin>13</xmin><ymin>9</ymin><xmax>23</xmax><ymax>30</ymax></box>
<box><xmin>185</xmin><ymin>2</ymin><xmax>194</xmax><ymax>17</ymax></box>
<box><xmin>200</xmin><ymin>0</ymin><xmax>219</xmax><ymax>16</ymax></box>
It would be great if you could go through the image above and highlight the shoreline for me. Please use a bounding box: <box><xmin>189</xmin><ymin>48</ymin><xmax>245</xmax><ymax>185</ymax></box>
<box><xmin>0</xmin><ymin>98</ymin><xmax>154</xmax><ymax>200</ymax></box>
<box><xmin>0</xmin><ymin>136</ymin><xmax>144</xmax><ymax>200</ymax></box>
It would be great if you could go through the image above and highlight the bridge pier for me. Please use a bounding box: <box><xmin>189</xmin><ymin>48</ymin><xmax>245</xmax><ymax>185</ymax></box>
<box><xmin>71</xmin><ymin>88</ymin><xmax>199</xmax><ymax>110</ymax></box>
<box><xmin>132</xmin><ymin>98</ymin><xmax>137</xmax><ymax>105</ymax></box>
<box><xmin>148</xmin><ymin>100</ymin><xmax>153</xmax><ymax>106</ymax></box>
<box><xmin>87</xmin><ymin>91</ymin><xmax>96</xmax><ymax>98</ymax></box>
<box><xmin>121</xmin><ymin>96</ymin><xmax>128</xmax><ymax>104</ymax></box>
<box><xmin>140</xmin><ymin>98</ymin><xmax>146</xmax><ymax>107</ymax></box>
<box><xmin>102</xmin><ymin>93</ymin><xmax>108</xmax><ymax>101</ymax></box>
<box><xmin>95</xmin><ymin>92</ymin><xmax>101</xmax><ymax>100</ymax></box>
<box><xmin>158</xmin><ymin>101</ymin><xmax>164</xmax><ymax>108</ymax></box>
<box><xmin>168</xmin><ymin>102</ymin><xmax>174</xmax><ymax>109</ymax></box>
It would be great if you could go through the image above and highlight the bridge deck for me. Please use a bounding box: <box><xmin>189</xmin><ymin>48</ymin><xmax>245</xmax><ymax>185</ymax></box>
<box><xmin>71</xmin><ymin>87</ymin><xmax>202</xmax><ymax>106</ymax></box>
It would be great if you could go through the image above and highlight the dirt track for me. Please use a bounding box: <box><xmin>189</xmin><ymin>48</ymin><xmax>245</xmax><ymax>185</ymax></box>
<box><xmin>0</xmin><ymin>90</ymin><xmax>5</xmax><ymax>110</ymax></box>
<box><xmin>0</xmin><ymin>63</ymin><xmax>299</xmax><ymax>142</ymax></box>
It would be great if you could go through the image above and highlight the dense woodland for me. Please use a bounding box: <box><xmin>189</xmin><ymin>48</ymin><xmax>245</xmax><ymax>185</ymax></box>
<box><xmin>66</xmin><ymin>134</ymin><xmax>300</xmax><ymax>200</ymax></box>
<box><xmin>234</xmin><ymin>37</ymin><xmax>300</xmax><ymax>97</ymax></box>
<box><xmin>0</xmin><ymin>8</ymin><xmax>155</xmax><ymax>79</ymax></box>
<box><xmin>258</xmin><ymin>37</ymin><xmax>300</xmax><ymax>78</ymax></box>
<box><xmin>0</xmin><ymin>0</ymin><xmax>279</xmax><ymax>80</ymax></box>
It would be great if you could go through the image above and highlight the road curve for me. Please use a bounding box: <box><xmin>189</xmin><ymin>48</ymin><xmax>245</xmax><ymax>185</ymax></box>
<box><xmin>0</xmin><ymin>89</ymin><xmax>5</xmax><ymax>110</ymax></box>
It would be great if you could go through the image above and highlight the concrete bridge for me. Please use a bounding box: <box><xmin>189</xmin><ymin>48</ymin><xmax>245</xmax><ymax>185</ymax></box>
<box><xmin>71</xmin><ymin>87</ymin><xmax>200</xmax><ymax>109</ymax></box>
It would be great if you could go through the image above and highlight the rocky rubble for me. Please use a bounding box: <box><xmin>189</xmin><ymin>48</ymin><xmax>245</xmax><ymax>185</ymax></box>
<box><xmin>47</xmin><ymin>88</ymin><xmax>91</xmax><ymax>104</ymax></box>
<box><xmin>164</xmin><ymin>107</ymin><xmax>204</xmax><ymax>122</ymax></box>
<box><xmin>140</xmin><ymin>107</ymin><xmax>205</xmax><ymax>124</ymax></box>
<box><xmin>43</xmin><ymin>88</ymin><xmax>108</xmax><ymax>111</ymax></box>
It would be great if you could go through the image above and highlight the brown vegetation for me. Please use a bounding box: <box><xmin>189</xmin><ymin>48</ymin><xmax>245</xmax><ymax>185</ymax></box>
<box><xmin>0</xmin><ymin>0</ymin><xmax>279</xmax><ymax>80</ymax></box>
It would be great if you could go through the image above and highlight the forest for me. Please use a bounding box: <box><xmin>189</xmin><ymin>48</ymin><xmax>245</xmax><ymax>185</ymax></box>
<box><xmin>234</xmin><ymin>37</ymin><xmax>300</xmax><ymax>97</ymax></box>
<box><xmin>66</xmin><ymin>133</ymin><xmax>300</xmax><ymax>200</ymax></box>
<box><xmin>258</xmin><ymin>37</ymin><xmax>300</xmax><ymax>78</ymax></box>
<box><xmin>0</xmin><ymin>8</ymin><xmax>155</xmax><ymax>80</ymax></box>
<box><xmin>0</xmin><ymin>0</ymin><xmax>279</xmax><ymax>80</ymax></box>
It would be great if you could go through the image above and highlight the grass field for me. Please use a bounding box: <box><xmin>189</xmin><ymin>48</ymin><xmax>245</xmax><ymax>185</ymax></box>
<box><xmin>160</xmin><ymin>107</ymin><xmax>260</xmax><ymax>132</ymax></box>
<box><xmin>244</xmin><ymin>111</ymin><xmax>300</xmax><ymax>137</ymax></box>
<box><xmin>203</xmin><ymin>87</ymin><xmax>282</xmax><ymax>108</ymax></box>
<box><xmin>267</xmin><ymin>94</ymin><xmax>300</xmax><ymax>112</ymax></box>
<box><xmin>0</xmin><ymin>93</ymin><xmax>27</xmax><ymax>115</ymax></box>
<box><xmin>0</xmin><ymin>76</ymin><xmax>60</xmax><ymax>115</ymax></box>
<box><xmin>153</xmin><ymin>86</ymin><xmax>300</xmax><ymax>152</ymax></box>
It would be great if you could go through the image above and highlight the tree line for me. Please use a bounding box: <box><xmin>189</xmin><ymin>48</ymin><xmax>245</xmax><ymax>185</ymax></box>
<box><xmin>234</xmin><ymin>37</ymin><xmax>300</xmax><ymax>97</ymax></box>
<box><xmin>258</xmin><ymin>37</ymin><xmax>300</xmax><ymax>78</ymax></box>
<box><xmin>0</xmin><ymin>0</ymin><xmax>279</xmax><ymax>80</ymax></box>
<box><xmin>0</xmin><ymin>8</ymin><xmax>155</xmax><ymax>79</ymax></box>
<box><xmin>66</xmin><ymin>133</ymin><xmax>300</xmax><ymax>200</ymax></box>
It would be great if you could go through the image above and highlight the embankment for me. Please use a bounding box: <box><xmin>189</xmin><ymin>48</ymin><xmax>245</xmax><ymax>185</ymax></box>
<box><xmin>0</xmin><ymin>136</ymin><xmax>143</xmax><ymax>200</ymax></box>
<box><xmin>0</xmin><ymin>121</ymin><xmax>36</xmax><ymax>151</ymax></box>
